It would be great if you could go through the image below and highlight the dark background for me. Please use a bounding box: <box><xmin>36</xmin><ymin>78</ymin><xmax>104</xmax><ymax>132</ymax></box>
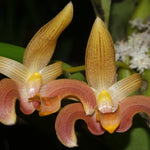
<box><xmin>0</xmin><ymin>0</ymin><xmax>96</xmax><ymax>66</ymax></box>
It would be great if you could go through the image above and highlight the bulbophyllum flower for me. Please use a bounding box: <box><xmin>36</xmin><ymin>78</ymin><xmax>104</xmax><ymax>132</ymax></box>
<box><xmin>55</xmin><ymin>17</ymin><xmax>150</xmax><ymax>148</ymax></box>
<box><xmin>0</xmin><ymin>2</ymin><xmax>73</xmax><ymax>125</ymax></box>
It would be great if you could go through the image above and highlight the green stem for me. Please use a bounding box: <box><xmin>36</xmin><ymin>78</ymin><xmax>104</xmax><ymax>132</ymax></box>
<box><xmin>64</xmin><ymin>65</ymin><xmax>85</xmax><ymax>73</ymax></box>
<box><xmin>116</xmin><ymin>61</ymin><xmax>136</xmax><ymax>74</ymax></box>
<box><xmin>64</xmin><ymin>62</ymin><xmax>135</xmax><ymax>74</ymax></box>
<box><xmin>142</xmin><ymin>70</ymin><xmax>150</xmax><ymax>96</ymax></box>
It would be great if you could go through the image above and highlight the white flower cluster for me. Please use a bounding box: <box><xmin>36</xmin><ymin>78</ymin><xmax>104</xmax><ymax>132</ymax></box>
<box><xmin>129</xmin><ymin>18</ymin><xmax>150</xmax><ymax>30</ymax></box>
<box><xmin>115</xmin><ymin>19</ymin><xmax>150</xmax><ymax>73</ymax></box>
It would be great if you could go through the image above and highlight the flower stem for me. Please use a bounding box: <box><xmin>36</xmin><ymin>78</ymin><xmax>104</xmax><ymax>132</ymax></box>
<box><xmin>64</xmin><ymin>65</ymin><xmax>85</xmax><ymax>73</ymax></box>
<box><xmin>64</xmin><ymin>62</ymin><xmax>135</xmax><ymax>74</ymax></box>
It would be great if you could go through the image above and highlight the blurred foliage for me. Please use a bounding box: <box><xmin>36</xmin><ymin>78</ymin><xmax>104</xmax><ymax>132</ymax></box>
<box><xmin>109</xmin><ymin>0</ymin><xmax>140</xmax><ymax>41</ymax></box>
<box><xmin>0</xmin><ymin>42</ymin><xmax>24</xmax><ymax>62</ymax></box>
<box><xmin>0</xmin><ymin>0</ymin><xmax>150</xmax><ymax>150</ymax></box>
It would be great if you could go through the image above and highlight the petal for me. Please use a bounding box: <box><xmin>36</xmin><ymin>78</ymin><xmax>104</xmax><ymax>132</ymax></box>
<box><xmin>26</xmin><ymin>72</ymin><xmax>42</xmax><ymax>97</ymax></box>
<box><xmin>40</xmin><ymin>61</ymin><xmax>62</xmax><ymax>85</ymax></box>
<box><xmin>55</xmin><ymin>103</ymin><xmax>104</xmax><ymax>148</ymax></box>
<box><xmin>85</xmin><ymin>17</ymin><xmax>116</xmax><ymax>91</ymax></box>
<box><xmin>98</xmin><ymin>108</ymin><xmax>121</xmax><ymax>134</ymax></box>
<box><xmin>40</xmin><ymin>79</ymin><xmax>97</xmax><ymax>115</ymax></box>
<box><xmin>17</xmin><ymin>84</ymin><xmax>35</xmax><ymax>114</ymax></box>
<box><xmin>28</xmin><ymin>94</ymin><xmax>61</xmax><ymax>116</ymax></box>
<box><xmin>108</xmin><ymin>73</ymin><xmax>142</xmax><ymax>111</ymax></box>
<box><xmin>0</xmin><ymin>56</ymin><xmax>30</xmax><ymax>85</ymax></box>
<box><xmin>116</xmin><ymin>95</ymin><xmax>150</xmax><ymax>133</ymax></box>
<box><xmin>0</xmin><ymin>79</ymin><xmax>18</xmax><ymax>125</ymax></box>
<box><xmin>23</xmin><ymin>2</ymin><xmax>73</xmax><ymax>72</ymax></box>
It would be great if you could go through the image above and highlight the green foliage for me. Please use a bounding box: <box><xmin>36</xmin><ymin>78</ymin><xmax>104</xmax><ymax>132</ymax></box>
<box><xmin>90</xmin><ymin>0</ymin><xmax>111</xmax><ymax>26</ymax></box>
<box><xmin>109</xmin><ymin>0</ymin><xmax>140</xmax><ymax>41</ymax></box>
<box><xmin>0</xmin><ymin>42</ymin><xmax>24</xmax><ymax>62</ymax></box>
<box><xmin>62</xmin><ymin>62</ymin><xmax>86</xmax><ymax>81</ymax></box>
<box><xmin>127</xmin><ymin>0</ymin><xmax>150</xmax><ymax>35</ymax></box>
<box><xmin>104</xmin><ymin>115</ymin><xmax>150</xmax><ymax>150</ymax></box>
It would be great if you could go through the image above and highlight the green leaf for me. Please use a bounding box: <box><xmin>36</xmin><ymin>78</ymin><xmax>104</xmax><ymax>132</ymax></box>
<box><xmin>142</xmin><ymin>70</ymin><xmax>150</xmax><ymax>96</ymax></box>
<box><xmin>124</xmin><ymin>127</ymin><xmax>150</xmax><ymax>150</ymax></box>
<box><xmin>101</xmin><ymin>0</ymin><xmax>111</xmax><ymax>27</ymax></box>
<box><xmin>90</xmin><ymin>0</ymin><xmax>111</xmax><ymax>27</ymax></box>
<box><xmin>70</xmin><ymin>72</ymin><xmax>86</xmax><ymax>82</ymax></box>
<box><xmin>62</xmin><ymin>62</ymin><xmax>86</xmax><ymax>81</ymax></box>
<box><xmin>0</xmin><ymin>42</ymin><xmax>25</xmax><ymax>63</ymax></box>
<box><xmin>127</xmin><ymin>0</ymin><xmax>150</xmax><ymax>35</ymax></box>
<box><xmin>104</xmin><ymin>115</ymin><xmax>150</xmax><ymax>150</ymax></box>
<box><xmin>109</xmin><ymin>0</ymin><xmax>140</xmax><ymax>41</ymax></box>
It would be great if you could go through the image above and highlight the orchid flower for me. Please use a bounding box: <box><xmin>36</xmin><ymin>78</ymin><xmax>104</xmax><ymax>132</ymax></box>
<box><xmin>55</xmin><ymin>17</ymin><xmax>150</xmax><ymax>148</ymax></box>
<box><xmin>0</xmin><ymin>2</ymin><xmax>74</xmax><ymax>125</ymax></box>
<box><xmin>0</xmin><ymin>2</ymin><xmax>97</xmax><ymax>127</ymax></box>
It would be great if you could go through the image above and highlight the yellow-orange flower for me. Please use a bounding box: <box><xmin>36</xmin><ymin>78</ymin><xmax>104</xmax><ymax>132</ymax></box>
<box><xmin>55</xmin><ymin>17</ymin><xmax>150</xmax><ymax>148</ymax></box>
<box><xmin>0</xmin><ymin>2</ymin><xmax>73</xmax><ymax>125</ymax></box>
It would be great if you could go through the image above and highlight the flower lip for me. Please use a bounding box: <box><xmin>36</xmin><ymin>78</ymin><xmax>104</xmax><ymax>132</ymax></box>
<box><xmin>98</xmin><ymin>107</ymin><xmax>121</xmax><ymax>134</ymax></box>
<box><xmin>97</xmin><ymin>90</ymin><xmax>113</xmax><ymax>113</ymax></box>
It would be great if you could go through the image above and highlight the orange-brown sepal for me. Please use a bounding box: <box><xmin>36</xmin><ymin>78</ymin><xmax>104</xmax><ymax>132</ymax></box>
<box><xmin>55</xmin><ymin>103</ymin><xmax>104</xmax><ymax>148</ymax></box>
<box><xmin>98</xmin><ymin>108</ymin><xmax>121</xmax><ymax>134</ymax></box>
<box><xmin>117</xmin><ymin>95</ymin><xmax>150</xmax><ymax>133</ymax></box>
<box><xmin>40</xmin><ymin>79</ymin><xmax>97</xmax><ymax>115</ymax></box>
<box><xmin>29</xmin><ymin>94</ymin><xmax>61</xmax><ymax>116</ymax></box>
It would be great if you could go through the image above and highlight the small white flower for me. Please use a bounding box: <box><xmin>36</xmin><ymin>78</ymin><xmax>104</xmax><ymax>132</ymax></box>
<box><xmin>115</xmin><ymin>18</ymin><xmax>150</xmax><ymax>73</ymax></box>
<box><xmin>129</xmin><ymin>18</ymin><xmax>150</xmax><ymax>30</ymax></box>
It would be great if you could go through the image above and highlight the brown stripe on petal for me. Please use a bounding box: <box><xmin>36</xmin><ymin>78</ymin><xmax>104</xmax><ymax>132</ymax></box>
<box><xmin>85</xmin><ymin>17</ymin><xmax>116</xmax><ymax>91</ymax></box>
<box><xmin>109</xmin><ymin>73</ymin><xmax>142</xmax><ymax>110</ymax></box>
<box><xmin>23</xmin><ymin>2</ymin><xmax>73</xmax><ymax>72</ymax></box>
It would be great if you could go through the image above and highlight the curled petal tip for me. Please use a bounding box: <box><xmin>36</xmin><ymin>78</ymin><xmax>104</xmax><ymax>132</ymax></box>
<box><xmin>0</xmin><ymin>79</ymin><xmax>18</xmax><ymax>125</ymax></box>
<box><xmin>117</xmin><ymin>95</ymin><xmax>150</xmax><ymax>132</ymax></box>
<box><xmin>23</xmin><ymin>2</ymin><xmax>73</xmax><ymax>72</ymax></box>
<box><xmin>55</xmin><ymin>103</ymin><xmax>104</xmax><ymax>147</ymax></box>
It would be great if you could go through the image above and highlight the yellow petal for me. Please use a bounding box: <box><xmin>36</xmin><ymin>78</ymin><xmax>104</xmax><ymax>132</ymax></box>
<box><xmin>108</xmin><ymin>73</ymin><xmax>142</xmax><ymax>111</ymax></box>
<box><xmin>98</xmin><ymin>107</ymin><xmax>121</xmax><ymax>134</ymax></box>
<box><xmin>85</xmin><ymin>17</ymin><xmax>116</xmax><ymax>91</ymax></box>
<box><xmin>0</xmin><ymin>56</ymin><xmax>30</xmax><ymax>85</ymax></box>
<box><xmin>40</xmin><ymin>61</ymin><xmax>62</xmax><ymax>85</ymax></box>
<box><xmin>23</xmin><ymin>2</ymin><xmax>73</xmax><ymax>72</ymax></box>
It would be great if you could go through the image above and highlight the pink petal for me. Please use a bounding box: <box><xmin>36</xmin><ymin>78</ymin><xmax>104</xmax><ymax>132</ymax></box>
<box><xmin>17</xmin><ymin>84</ymin><xmax>35</xmax><ymax>114</ymax></box>
<box><xmin>0</xmin><ymin>79</ymin><xmax>18</xmax><ymax>125</ymax></box>
<box><xmin>116</xmin><ymin>95</ymin><xmax>150</xmax><ymax>133</ymax></box>
<box><xmin>55</xmin><ymin>103</ymin><xmax>104</xmax><ymax>148</ymax></box>
<box><xmin>40</xmin><ymin>79</ymin><xmax>97</xmax><ymax>115</ymax></box>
